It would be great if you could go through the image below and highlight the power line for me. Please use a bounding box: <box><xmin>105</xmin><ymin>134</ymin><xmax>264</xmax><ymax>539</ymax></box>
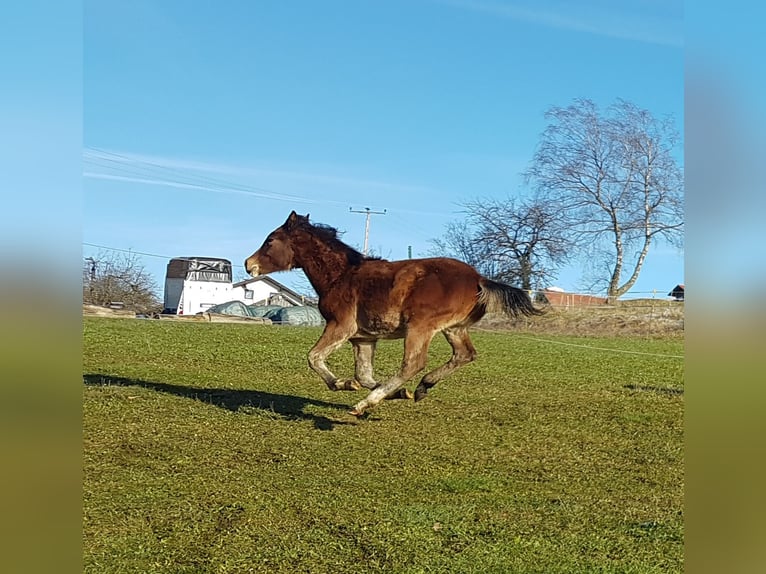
<box><xmin>82</xmin><ymin>241</ymin><xmax>679</xmax><ymax>301</ymax></box>
<box><xmin>84</xmin><ymin>148</ymin><xmax>325</xmax><ymax>205</ymax></box>
<box><xmin>83</xmin><ymin>242</ymin><xmax>172</xmax><ymax>260</ymax></box>
<box><xmin>82</xmin><ymin>242</ymin><xmax>249</xmax><ymax>271</ymax></box>
<box><xmin>84</xmin><ymin>147</ymin><xmax>461</xmax><ymax>219</ymax></box>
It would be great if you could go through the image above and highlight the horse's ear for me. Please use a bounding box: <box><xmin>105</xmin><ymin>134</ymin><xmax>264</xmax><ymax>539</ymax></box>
<box><xmin>285</xmin><ymin>210</ymin><xmax>307</xmax><ymax>230</ymax></box>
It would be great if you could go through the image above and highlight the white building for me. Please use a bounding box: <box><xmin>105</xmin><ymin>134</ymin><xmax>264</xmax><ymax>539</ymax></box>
<box><xmin>230</xmin><ymin>276</ymin><xmax>308</xmax><ymax>307</ymax></box>
<box><xmin>162</xmin><ymin>256</ymin><xmax>308</xmax><ymax>315</ymax></box>
<box><xmin>163</xmin><ymin>257</ymin><xmax>234</xmax><ymax>315</ymax></box>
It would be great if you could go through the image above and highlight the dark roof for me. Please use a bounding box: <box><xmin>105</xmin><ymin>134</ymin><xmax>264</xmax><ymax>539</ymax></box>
<box><xmin>668</xmin><ymin>284</ymin><xmax>685</xmax><ymax>298</ymax></box>
<box><xmin>165</xmin><ymin>257</ymin><xmax>232</xmax><ymax>281</ymax></box>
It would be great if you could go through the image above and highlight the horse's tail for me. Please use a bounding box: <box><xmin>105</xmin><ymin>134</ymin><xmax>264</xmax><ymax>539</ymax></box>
<box><xmin>477</xmin><ymin>278</ymin><xmax>545</xmax><ymax>318</ymax></box>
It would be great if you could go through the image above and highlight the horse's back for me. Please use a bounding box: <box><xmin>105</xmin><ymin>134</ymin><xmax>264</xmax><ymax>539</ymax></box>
<box><xmin>354</xmin><ymin>257</ymin><xmax>483</xmax><ymax>329</ymax></box>
<box><xmin>359</xmin><ymin>257</ymin><xmax>481</xmax><ymax>293</ymax></box>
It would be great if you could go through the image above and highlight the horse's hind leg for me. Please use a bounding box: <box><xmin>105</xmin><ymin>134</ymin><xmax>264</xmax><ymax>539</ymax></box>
<box><xmin>414</xmin><ymin>327</ymin><xmax>476</xmax><ymax>402</ymax></box>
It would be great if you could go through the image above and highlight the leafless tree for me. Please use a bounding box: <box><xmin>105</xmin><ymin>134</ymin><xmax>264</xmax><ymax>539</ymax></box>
<box><xmin>83</xmin><ymin>251</ymin><xmax>161</xmax><ymax>313</ymax></box>
<box><xmin>431</xmin><ymin>197</ymin><xmax>572</xmax><ymax>290</ymax></box>
<box><xmin>525</xmin><ymin>98</ymin><xmax>683</xmax><ymax>300</ymax></box>
<box><xmin>429</xmin><ymin>219</ymin><xmax>498</xmax><ymax>279</ymax></box>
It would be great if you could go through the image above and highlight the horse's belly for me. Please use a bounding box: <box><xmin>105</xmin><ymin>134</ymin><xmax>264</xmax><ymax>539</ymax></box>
<box><xmin>356</xmin><ymin>314</ymin><xmax>405</xmax><ymax>339</ymax></box>
<box><xmin>366</xmin><ymin>329</ymin><xmax>406</xmax><ymax>340</ymax></box>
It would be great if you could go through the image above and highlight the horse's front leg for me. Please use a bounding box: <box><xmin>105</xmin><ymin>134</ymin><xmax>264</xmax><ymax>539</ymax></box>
<box><xmin>307</xmin><ymin>321</ymin><xmax>359</xmax><ymax>391</ymax></box>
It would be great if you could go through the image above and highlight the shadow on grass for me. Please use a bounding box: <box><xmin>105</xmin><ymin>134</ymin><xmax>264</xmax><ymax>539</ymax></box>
<box><xmin>83</xmin><ymin>373</ymin><xmax>357</xmax><ymax>431</ymax></box>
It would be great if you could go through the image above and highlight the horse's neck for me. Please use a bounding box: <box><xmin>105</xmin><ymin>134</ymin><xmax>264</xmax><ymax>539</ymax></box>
<box><xmin>294</xmin><ymin>241</ymin><xmax>353</xmax><ymax>296</ymax></box>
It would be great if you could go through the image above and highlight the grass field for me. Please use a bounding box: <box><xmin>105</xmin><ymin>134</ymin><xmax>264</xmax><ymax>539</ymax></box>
<box><xmin>83</xmin><ymin>316</ymin><xmax>683</xmax><ymax>573</ymax></box>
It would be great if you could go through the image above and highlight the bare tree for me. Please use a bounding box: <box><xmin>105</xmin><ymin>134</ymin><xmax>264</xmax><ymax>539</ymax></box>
<box><xmin>429</xmin><ymin>219</ymin><xmax>498</xmax><ymax>279</ymax></box>
<box><xmin>430</xmin><ymin>196</ymin><xmax>572</xmax><ymax>290</ymax></box>
<box><xmin>83</xmin><ymin>251</ymin><xmax>161</xmax><ymax>313</ymax></box>
<box><xmin>525</xmin><ymin>98</ymin><xmax>683</xmax><ymax>300</ymax></box>
<box><xmin>466</xmin><ymin>197</ymin><xmax>573</xmax><ymax>290</ymax></box>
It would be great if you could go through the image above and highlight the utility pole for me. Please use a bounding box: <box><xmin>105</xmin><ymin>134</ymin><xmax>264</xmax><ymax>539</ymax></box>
<box><xmin>349</xmin><ymin>207</ymin><xmax>386</xmax><ymax>255</ymax></box>
<box><xmin>85</xmin><ymin>257</ymin><xmax>97</xmax><ymax>282</ymax></box>
<box><xmin>85</xmin><ymin>257</ymin><xmax>98</xmax><ymax>300</ymax></box>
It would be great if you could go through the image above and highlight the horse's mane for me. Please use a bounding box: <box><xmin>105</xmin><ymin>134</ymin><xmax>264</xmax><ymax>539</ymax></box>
<box><xmin>302</xmin><ymin>221</ymin><xmax>381</xmax><ymax>266</ymax></box>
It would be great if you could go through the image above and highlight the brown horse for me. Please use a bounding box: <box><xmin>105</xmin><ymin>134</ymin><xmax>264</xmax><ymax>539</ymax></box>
<box><xmin>245</xmin><ymin>211</ymin><xmax>542</xmax><ymax>416</ymax></box>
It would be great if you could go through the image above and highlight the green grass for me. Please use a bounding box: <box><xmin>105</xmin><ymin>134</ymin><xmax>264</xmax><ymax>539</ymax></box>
<box><xmin>83</xmin><ymin>317</ymin><xmax>684</xmax><ymax>573</ymax></box>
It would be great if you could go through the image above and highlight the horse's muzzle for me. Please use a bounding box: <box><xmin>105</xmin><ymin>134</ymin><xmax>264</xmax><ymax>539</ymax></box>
<box><xmin>245</xmin><ymin>259</ymin><xmax>260</xmax><ymax>277</ymax></box>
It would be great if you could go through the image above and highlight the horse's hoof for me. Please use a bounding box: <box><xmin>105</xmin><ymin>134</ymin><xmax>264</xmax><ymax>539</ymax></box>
<box><xmin>329</xmin><ymin>379</ymin><xmax>361</xmax><ymax>391</ymax></box>
<box><xmin>414</xmin><ymin>389</ymin><xmax>427</xmax><ymax>402</ymax></box>
<box><xmin>342</xmin><ymin>379</ymin><xmax>362</xmax><ymax>391</ymax></box>
<box><xmin>386</xmin><ymin>388</ymin><xmax>413</xmax><ymax>400</ymax></box>
<box><xmin>348</xmin><ymin>408</ymin><xmax>365</xmax><ymax>417</ymax></box>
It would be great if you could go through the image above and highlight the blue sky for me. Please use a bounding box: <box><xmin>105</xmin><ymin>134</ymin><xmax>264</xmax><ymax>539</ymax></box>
<box><xmin>83</xmin><ymin>0</ymin><xmax>684</xmax><ymax>297</ymax></box>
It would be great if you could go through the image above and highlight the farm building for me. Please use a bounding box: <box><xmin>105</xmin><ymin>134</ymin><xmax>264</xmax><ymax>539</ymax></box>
<box><xmin>539</xmin><ymin>288</ymin><xmax>607</xmax><ymax>307</ymax></box>
<box><xmin>668</xmin><ymin>284</ymin><xmax>684</xmax><ymax>301</ymax></box>
<box><xmin>230</xmin><ymin>276</ymin><xmax>308</xmax><ymax>307</ymax></box>
<box><xmin>163</xmin><ymin>257</ymin><xmax>233</xmax><ymax>315</ymax></box>
<box><xmin>163</xmin><ymin>257</ymin><xmax>308</xmax><ymax>315</ymax></box>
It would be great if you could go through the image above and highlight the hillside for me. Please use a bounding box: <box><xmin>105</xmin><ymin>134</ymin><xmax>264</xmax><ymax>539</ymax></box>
<box><xmin>479</xmin><ymin>299</ymin><xmax>684</xmax><ymax>338</ymax></box>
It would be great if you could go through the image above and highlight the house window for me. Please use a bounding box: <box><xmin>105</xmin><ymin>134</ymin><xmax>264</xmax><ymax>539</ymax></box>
<box><xmin>244</xmin><ymin>289</ymin><xmax>254</xmax><ymax>300</ymax></box>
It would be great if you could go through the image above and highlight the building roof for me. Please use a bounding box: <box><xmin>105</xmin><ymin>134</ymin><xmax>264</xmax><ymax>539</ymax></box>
<box><xmin>668</xmin><ymin>284</ymin><xmax>685</xmax><ymax>299</ymax></box>
<box><xmin>232</xmin><ymin>275</ymin><xmax>310</xmax><ymax>306</ymax></box>
<box><xmin>165</xmin><ymin>257</ymin><xmax>232</xmax><ymax>281</ymax></box>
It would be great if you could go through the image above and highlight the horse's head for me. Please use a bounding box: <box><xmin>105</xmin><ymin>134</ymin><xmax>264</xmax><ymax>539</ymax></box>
<box><xmin>245</xmin><ymin>211</ymin><xmax>309</xmax><ymax>276</ymax></box>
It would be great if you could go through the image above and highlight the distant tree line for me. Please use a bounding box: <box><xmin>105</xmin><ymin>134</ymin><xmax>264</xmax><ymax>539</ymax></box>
<box><xmin>83</xmin><ymin>251</ymin><xmax>161</xmax><ymax>314</ymax></box>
